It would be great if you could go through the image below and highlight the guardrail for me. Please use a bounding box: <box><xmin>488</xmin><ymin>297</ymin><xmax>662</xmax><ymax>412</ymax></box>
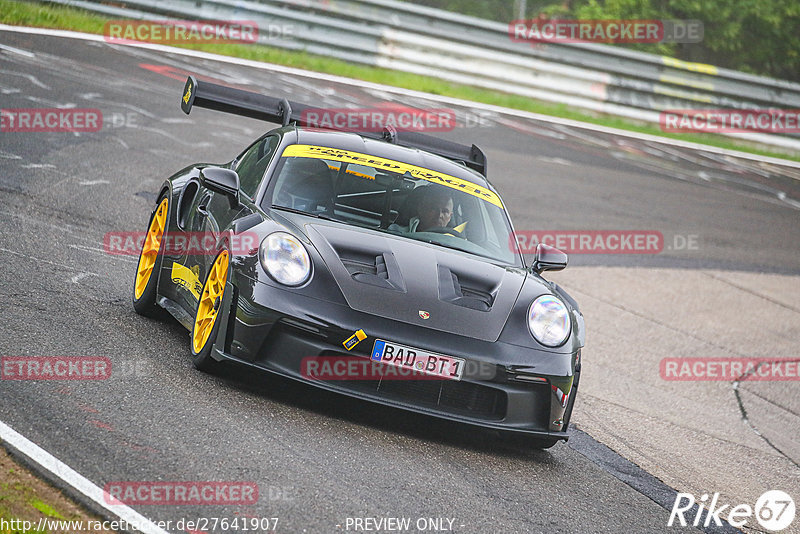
<box><xmin>46</xmin><ymin>0</ymin><xmax>800</xmax><ymax>151</ymax></box>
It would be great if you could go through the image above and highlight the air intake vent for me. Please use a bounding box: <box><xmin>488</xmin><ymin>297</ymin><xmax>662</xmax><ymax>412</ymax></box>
<box><xmin>339</xmin><ymin>250</ymin><xmax>403</xmax><ymax>291</ymax></box>
<box><xmin>438</xmin><ymin>266</ymin><xmax>496</xmax><ymax>311</ymax></box>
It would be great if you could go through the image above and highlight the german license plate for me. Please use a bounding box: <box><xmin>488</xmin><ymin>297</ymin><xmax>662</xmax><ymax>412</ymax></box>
<box><xmin>370</xmin><ymin>340</ymin><xmax>465</xmax><ymax>381</ymax></box>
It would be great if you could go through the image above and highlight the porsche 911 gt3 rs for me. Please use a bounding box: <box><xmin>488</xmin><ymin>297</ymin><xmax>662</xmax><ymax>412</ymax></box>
<box><xmin>132</xmin><ymin>76</ymin><xmax>585</xmax><ymax>448</ymax></box>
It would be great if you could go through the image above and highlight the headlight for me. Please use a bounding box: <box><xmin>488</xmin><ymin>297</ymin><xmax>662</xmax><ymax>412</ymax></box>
<box><xmin>528</xmin><ymin>295</ymin><xmax>571</xmax><ymax>347</ymax></box>
<box><xmin>259</xmin><ymin>232</ymin><xmax>312</xmax><ymax>286</ymax></box>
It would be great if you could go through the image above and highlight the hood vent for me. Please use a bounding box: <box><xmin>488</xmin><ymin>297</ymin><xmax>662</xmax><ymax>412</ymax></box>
<box><xmin>438</xmin><ymin>266</ymin><xmax>496</xmax><ymax>311</ymax></box>
<box><xmin>305</xmin><ymin>222</ymin><xmax>527</xmax><ymax>342</ymax></box>
<box><xmin>338</xmin><ymin>249</ymin><xmax>405</xmax><ymax>292</ymax></box>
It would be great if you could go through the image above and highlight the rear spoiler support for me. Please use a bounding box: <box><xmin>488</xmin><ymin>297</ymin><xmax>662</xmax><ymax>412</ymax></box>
<box><xmin>181</xmin><ymin>76</ymin><xmax>487</xmax><ymax>176</ymax></box>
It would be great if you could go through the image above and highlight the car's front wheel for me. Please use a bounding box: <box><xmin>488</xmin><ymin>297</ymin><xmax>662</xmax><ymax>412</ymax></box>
<box><xmin>132</xmin><ymin>196</ymin><xmax>169</xmax><ymax>317</ymax></box>
<box><xmin>190</xmin><ymin>249</ymin><xmax>230</xmax><ymax>372</ymax></box>
<box><xmin>528</xmin><ymin>437</ymin><xmax>560</xmax><ymax>450</ymax></box>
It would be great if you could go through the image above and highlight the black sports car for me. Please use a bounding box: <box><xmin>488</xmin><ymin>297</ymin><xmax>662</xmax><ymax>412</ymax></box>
<box><xmin>132</xmin><ymin>76</ymin><xmax>585</xmax><ymax>448</ymax></box>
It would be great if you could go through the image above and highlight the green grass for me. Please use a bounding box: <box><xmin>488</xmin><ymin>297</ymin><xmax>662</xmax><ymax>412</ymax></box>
<box><xmin>28</xmin><ymin>499</ymin><xmax>65</xmax><ymax>520</ymax></box>
<box><xmin>0</xmin><ymin>481</ymin><xmax>66</xmax><ymax>534</ymax></box>
<box><xmin>2</xmin><ymin>0</ymin><xmax>799</xmax><ymax>162</ymax></box>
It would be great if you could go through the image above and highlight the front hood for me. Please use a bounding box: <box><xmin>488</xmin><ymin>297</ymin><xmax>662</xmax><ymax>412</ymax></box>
<box><xmin>304</xmin><ymin>222</ymin><xmax>525</xmax><ymax>342</ymax></box>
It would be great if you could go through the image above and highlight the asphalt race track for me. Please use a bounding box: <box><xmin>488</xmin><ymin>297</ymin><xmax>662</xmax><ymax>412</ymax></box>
<box><xmin>1</xmin><ymin>28</ymin><xmax>798</xmax><ymax>534</ymax></box>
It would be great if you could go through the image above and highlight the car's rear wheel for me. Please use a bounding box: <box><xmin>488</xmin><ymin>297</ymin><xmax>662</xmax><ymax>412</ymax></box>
<box><xmin>132</xmin><ymin>196</ymin><xmax>169</xmax><ymax>317</ymax></box>
<box><xmin>190</xmin><ymin>249</ymin><xmax>230</xmax><ymax>372</ymax></box>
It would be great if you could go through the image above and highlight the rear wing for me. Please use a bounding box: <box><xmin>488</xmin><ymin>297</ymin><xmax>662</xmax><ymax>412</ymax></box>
<box><xmin>180</xmin><ymin>76</ymin><xmax>487</xmax><ymax>176</ymax></box>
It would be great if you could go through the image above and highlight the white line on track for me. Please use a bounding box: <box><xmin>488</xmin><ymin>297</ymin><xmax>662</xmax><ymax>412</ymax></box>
<box><xmin>0</xmin><ymin>420</ymin><xmax>170</xmax><ymax>534</ymax></box>
<box><xmin>0</xmin><ymin>247</ymin><xmax>90</xmax><ymax>272</ymax></box>
<box><xmin>0</xmin><ymin>69</ymin><xmax>49</xmax><ymax>89</ymax></box>
<box><xmin>0</xmin><ymin>43</ymin><xmax>35</xmax><ymax>57</ymax></box>
<box><xmin>1</xmin><ymin>24</ymin><xmax>799</xmax><ymax>171</ymax></box>
<box><xmin>68</xmin><ymin>243</ymin><xmax>137</xmax><ymax>263</ymax></box>
<box><xmin>19</xmin><ymin>163</ymin><xmax>56</xmax><ymax>169</ymax></box>
<box><xmin>70</xmin><ymin>271</ymin><xmax>97</xmax><ymax>283</ymax></box>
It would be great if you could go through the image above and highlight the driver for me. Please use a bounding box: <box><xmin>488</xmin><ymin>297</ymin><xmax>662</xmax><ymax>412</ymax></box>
<box><xmin>409</xmin><ymin>189</ymin><xmax>453</xmax><ymax>232</ymax></box>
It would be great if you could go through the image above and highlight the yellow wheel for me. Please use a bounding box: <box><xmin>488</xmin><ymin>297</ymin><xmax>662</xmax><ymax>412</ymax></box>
<box><xmin>191</xmin><ymin>250</ymin><xmax>230</xmax><ymax>367</ymax></box>
<box><xmin>133</xmin><ymin>197</ymin><xmax>168</xmax><ymax>317</ymax></box>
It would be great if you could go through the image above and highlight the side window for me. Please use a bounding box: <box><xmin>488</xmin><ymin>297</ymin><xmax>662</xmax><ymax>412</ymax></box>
<box><xmin>235</xmin><ymin>135</ymin><xmax>279</xmax><ymax>199</ymax></box>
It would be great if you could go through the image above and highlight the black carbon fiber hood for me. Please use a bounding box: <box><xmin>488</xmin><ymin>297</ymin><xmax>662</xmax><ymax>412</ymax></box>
<box><xmin>305</xmin><ymin>222</ymin><xmax>527</xmax><ymax>342</ymax></box>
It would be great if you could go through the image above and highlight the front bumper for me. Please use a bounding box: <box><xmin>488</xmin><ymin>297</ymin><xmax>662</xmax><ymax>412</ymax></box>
<box><xmin>211</xmin><ymin>277</ymin><xmax>579</xmax><ymax>440</ymax></box>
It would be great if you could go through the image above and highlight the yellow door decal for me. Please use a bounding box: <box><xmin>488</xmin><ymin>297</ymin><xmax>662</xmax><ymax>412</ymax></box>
<box><xmin>171</xmin><ymin>262</ymin><xmax>202</xmax><ymax>299</ymax></box>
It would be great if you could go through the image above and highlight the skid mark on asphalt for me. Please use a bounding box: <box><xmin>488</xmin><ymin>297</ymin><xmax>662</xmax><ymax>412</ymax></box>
<box><xmin>500</xmin><ymin>112</ymin><xmax>800</xmax><ymax>210</ymax></box>
<box><xmin>88</xmin><ymin>419</ymin><xmax>114</xmax><ymax>432</ymax></box>
<box><xmin>578</xmin><ymin>393</ymin><xmax>760</xmax><ymax>453</ymax></box>
<box><xmin>0</xmin><ymin>208</ymin><xmax>129</xmax><ymax>261</ymax></box>
<box><xmin>495</xmin><ymin>116</ymin><xmax>567</xmax><ymax>139</ymax></box>
<box><xmin>0</xmin><ymin>247</ymin><xmax>113</xmax><ymax>288</ymax></box>
<box><xmin>0</xmin><ymin>246</ymin><xmax>97</xmax><ymax>274</ymax></box>
<box><xmin>564</xmin><ymin>283</ymin><xmax>749</xmax><ymax>357</ymax></box>
<box><xmin>138</xmin><ymin>126</ymin><xmax>213</xmax><ymax>147</ymax></box>
<box><xmin>79</xmin><ymin>93</ymin><xmax>159</xmax><ymax>119</ymax></box>
<box><xmin>702</xmin><ymin>272</ymin><xmax>800</xmax><ymax>314</ymax></box>
<box><xmin>0</xmin><ymin>209</ymin><xmax>86</xmax><ymax>238</ymax></box>
<box><xmin>732</xmin><ymin>368</ymin><xmax>800</xmax><ymax>469</ymax></box>
<box><xmin>68</xmin><ymin>244</ymin><xmax>137</xmax><ymax>264</ymax></box>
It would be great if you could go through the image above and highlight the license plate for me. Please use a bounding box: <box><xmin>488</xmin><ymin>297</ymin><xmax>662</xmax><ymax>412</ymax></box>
<box><xmin>370</xmin><ymin>340</ymin><xmax>465</xmax><ymax>381</ymax></box>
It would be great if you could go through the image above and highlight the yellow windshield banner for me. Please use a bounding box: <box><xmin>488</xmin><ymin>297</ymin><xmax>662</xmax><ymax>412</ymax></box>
<box><xmin>281</xmin><ymin>144</ymin><xmax>503</xmax><ymax>208</ymax></box>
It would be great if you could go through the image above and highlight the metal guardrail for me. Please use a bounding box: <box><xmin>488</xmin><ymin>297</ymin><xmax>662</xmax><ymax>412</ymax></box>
<box><xmin>45</xmin><ymin>0</ymin><xmax>800</xmax><ymax>150</ymax></box>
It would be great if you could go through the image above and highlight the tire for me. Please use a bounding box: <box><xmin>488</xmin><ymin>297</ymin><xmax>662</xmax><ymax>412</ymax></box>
<box><xmin>132</xmin><ymin>196</ymin><xmax>169</xmax><ymax>318</ymax></box>
<box><xmin>503</xmin><ymin>432</ymin><xmax>560</xmax><ymax>451</ymax></box>
<box><xmin>190</xmin><ymin>249</ymin><xmax>230</xmax><ymax>372</ymax></box>
<box><xmin>528</xmin><ymin>437</ymin><xmax>560</xmax><ymax>450</ymax></box>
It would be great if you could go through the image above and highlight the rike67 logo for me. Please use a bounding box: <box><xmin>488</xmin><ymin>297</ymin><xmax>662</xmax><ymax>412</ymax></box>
<box><xmin>669</xmin><ymin>490</ymin><xmax>795</xmax><ymax>531</ymax></box>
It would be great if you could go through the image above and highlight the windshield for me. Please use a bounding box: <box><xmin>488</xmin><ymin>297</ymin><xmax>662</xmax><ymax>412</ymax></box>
<box><xmin>267</xmin><ymin>144</ymin><xmax>520</xmax><ymax>266</ymax></box>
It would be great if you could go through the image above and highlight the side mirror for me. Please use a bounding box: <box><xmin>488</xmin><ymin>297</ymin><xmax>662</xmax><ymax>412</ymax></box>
<box><xmin>201</xmin><ymin>167</ymin><xmax>240</xmax><ymax>209</ymax></box>
<box><xmin>531</xmin><ymin>243</ymin><xmax>568</xmax><ymax>274</ymax></box>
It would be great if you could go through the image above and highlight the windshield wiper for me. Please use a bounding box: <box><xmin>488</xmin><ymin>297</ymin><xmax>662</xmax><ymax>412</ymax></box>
<box><xmin>271</xmin><ymin>205</ymin><xmax>339</xmax><ymax>222</ymax></box>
